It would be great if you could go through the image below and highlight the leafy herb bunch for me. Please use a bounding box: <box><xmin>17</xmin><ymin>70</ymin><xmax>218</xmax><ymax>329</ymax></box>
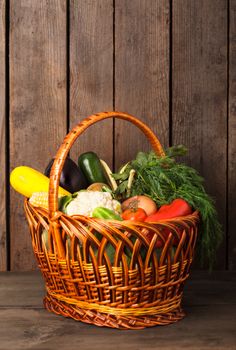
<box><xmin>113</xmin><ymin>145</ymin><xmax>222</xmax><ymax>269</ymax></box>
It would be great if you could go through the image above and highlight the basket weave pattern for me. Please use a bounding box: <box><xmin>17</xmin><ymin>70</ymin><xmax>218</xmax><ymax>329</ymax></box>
<box><xmin>24</xmin><ymin>111</ymin><xmax>198</xmax><ymax>329</ymax></box>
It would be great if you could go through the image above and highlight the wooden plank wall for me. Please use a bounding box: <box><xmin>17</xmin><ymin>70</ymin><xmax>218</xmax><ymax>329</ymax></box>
<box><xmin>229</xmin><ymin>0</ymin><xmax>236</xmax><ymax>270</ymax></box>
<box><xmin>0</xmin><ymin>0</ymin><xmax>6</xmax><ymax>271</ymax></box>
<box><xmin>70</xmin><ymin>0</ymin><xmax>113</xmax><ymax>165</ymax></box>
<box><xmin>9</xmin><ymin>0</ymin><xmax>67</xmax><ymax>270</ymax></box>
<box><xmin>115</xmin><ymin>0</ymin><xmax>170</xmax><ymax>164</ymax></box>
<box><xmin>0</xmin><ymin>0</ymin><xmax>235</xmax><ymax>271</ymax></box>
<box><xmin>172</xmin><ymin>0</ymin><xmax>228</xmax><ymax>268</ymax></box>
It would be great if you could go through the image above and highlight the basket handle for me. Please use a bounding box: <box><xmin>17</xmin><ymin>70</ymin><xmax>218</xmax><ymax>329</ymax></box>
<box><xmin>49</xmin><ymin>111</ymin><xmax>165</xmax><ymax>217</ymax></box>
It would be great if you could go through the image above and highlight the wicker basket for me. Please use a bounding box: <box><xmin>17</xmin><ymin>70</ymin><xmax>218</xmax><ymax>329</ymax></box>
<box><xmin>24</xmin><ymin>111</ymin><xmax>199</xmax><ymax>329</ymax></box>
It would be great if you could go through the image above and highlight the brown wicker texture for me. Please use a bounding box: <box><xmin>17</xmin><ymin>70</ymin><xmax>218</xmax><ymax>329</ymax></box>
<box><xmin>24</xmin><ymin>111</ymin><xmax>199</xmax><ymax>329</ymax></box>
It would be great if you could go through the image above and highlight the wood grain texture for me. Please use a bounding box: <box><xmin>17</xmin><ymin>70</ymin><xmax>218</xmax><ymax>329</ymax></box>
<box><xmin>1</xmin><ymin>305</ymin><xmax>236</xmax><ymax>350</ymax></box>
<box><xmin>0</xmin><ymin>1</ymin><xmax>233</xmax><ymax>271</ymax></box>
<box><xmin>10</xmin><ymin>0</ymin><xmax>67</xmax><ymax>270</ymax></box>
<box><xmin>172</xmin><ymin>0</ymin><xmax>228</xmax><ymax>268</ymax></box>
<box><xmin>70</xmin><ymin>0</ymin><xmax>113</xmax><ymax>166</ymax></box>
<box><xmin>114</xmin><ymin>0</ymin><xmax>169</xmax><ymax>169</ymax></box>
<box><xmin>0</xmin><ymin>0</ymin><xmax>6</xmax><ymax>271</ymax></box>
<box><xmin>228</xmin><ymin>0</ymin><xmax>236</xmax><ymax>270</ymax></box>
<box><xmin>0</xmin><ymin>272</ymin><xmax>236</xmax><ymax>350</ymax></box>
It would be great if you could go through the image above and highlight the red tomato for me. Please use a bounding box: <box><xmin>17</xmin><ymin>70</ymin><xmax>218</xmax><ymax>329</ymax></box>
<box><xmin>122</xmin><ymin>207</ymin><xmax>147</xmax><ymax>222</ymax></box>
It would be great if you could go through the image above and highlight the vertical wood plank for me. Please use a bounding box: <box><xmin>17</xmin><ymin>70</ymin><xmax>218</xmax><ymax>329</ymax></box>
<box><xmin>228</xmin><ymin>0</ymin><xmax>236</xmax><ymax>270</ymax></box>
<box><xmin>172</xmin><ymin>0</ymin><xmax>228</xmax><ymax>268</ymax></box>
<box><xmin>10</xmin><ymin>0</ymin><xmax>67</xmax><ymax>270</ymax></box>
<box><xmin>70</xmin><ymin>0</ymin><xmax>113</xmax><ymax>166</ymax></box>
<box><xmin>114</xmin><ymin>0</ymin><xmax>170</xmax><ymax>169</ymax></box>
<box><xmin>0</xmin><ymin>0</ymin><xmax>6</xmax><ymax>271</ymax></box>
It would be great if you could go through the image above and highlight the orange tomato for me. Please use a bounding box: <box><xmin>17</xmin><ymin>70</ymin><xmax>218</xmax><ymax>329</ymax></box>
<box><xmin>122</xmin><ymin>207</ymin><xmax>147</xmax><ymax>222</ymax></box>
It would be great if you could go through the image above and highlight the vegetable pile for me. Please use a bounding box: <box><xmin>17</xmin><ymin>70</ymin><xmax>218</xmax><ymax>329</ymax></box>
<box><xmin>10</xmin><ymin>145</ymin><xmax>222</xmax><ymax>268</ymax></box>
<box><xmin>113</xmin><ymin>146</ymin><xmax>222</xmax><ymax>267</ymax></box>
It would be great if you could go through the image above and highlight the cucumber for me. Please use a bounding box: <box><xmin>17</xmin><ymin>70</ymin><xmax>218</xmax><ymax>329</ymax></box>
<box><xmin>78</xmin><ymin>152</ymin><xmax>108</xmax><ymax>185</ymax></box>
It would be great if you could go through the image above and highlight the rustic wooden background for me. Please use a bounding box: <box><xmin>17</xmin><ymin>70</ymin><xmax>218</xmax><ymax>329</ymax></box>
<box><xmin>0</xmin><ymin>0</ymin><xmax>235</xmax><ymax>271</ymax></box>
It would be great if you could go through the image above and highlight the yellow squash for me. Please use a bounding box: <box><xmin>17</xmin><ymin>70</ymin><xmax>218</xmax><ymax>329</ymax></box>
<box><xmin>10</xmin><ymin>166</ymin><xmax>70</xmax><ymax>198</ymax></box>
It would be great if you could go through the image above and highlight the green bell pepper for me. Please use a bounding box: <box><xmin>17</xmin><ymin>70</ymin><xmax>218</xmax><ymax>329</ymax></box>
<box><xmin>92</xmin><ymin>207</ymin><xmax>122</xmax><ymax>221</ymax></box>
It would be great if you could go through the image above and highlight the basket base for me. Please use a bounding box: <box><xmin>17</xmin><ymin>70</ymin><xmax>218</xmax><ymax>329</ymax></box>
<box><xmin>43</xmin><ymin>294</ymin><xmax>185</xmax><ymax>330</ymax></box>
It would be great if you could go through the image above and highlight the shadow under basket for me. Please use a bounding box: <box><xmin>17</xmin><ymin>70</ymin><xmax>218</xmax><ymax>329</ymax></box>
<box><xmin>24</xmin><ymin>111</ymin><xmax>199</xmax><ymax>330</ymax></box>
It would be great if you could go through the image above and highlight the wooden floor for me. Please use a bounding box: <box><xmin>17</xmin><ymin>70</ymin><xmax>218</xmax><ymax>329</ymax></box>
<box><xmin>0</xmin><ymin>271</ymin><xmax>235</xmax><ymax>350</ymax></box>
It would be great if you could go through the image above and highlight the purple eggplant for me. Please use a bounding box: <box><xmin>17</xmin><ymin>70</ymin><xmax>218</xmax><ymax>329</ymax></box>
<box><xmin>44</xmin><ymin>157</ymin><xmax>88</xmax><ymax>193</ymax></box>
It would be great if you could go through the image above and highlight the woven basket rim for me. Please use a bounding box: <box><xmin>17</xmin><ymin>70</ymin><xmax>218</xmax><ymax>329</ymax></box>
<box><xmin>25</xmin><ymin>198</ymin><xmax>199</xmax><ymax>225</ymax></box>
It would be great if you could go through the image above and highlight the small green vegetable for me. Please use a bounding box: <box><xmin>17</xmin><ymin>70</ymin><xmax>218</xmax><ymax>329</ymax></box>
<box><xmin>78</xmin><ymin>152</ymin><xmax>108</xmax><ymax>185</ymax></box>
<box><xmin>92</xmin><ymin>207</ymin><xmax>122</xmax><ymax>221</ymax></box>
<box><xmin>59</xmin><ymin>192</ymin><xmax>78</xmax><ymax>213</ymax></box>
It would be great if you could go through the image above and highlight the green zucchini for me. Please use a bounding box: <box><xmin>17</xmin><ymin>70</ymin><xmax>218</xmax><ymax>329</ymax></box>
<box><xmin>78</xmin><ymin>152</ymin><xmax>108</xmax><ymax>185</ymax></box>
